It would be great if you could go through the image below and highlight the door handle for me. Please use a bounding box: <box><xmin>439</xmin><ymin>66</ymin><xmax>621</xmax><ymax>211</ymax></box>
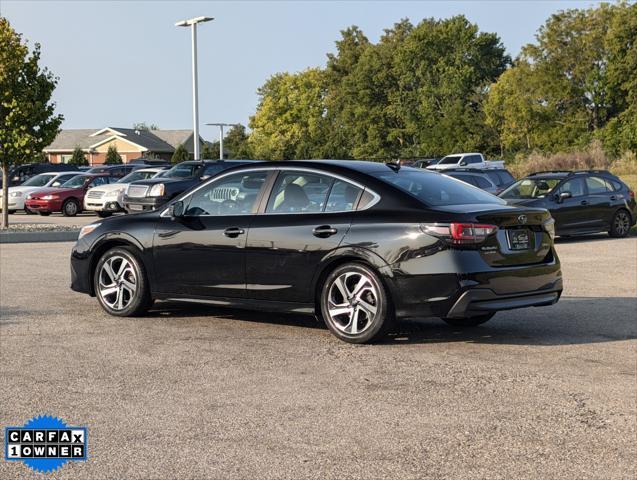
<box><xmin>580</xmin><ymin>200</ymin><xmax>588</xmax><ymax>205</ymax></box>
<box><xmin>610</xmin><ymin>195</ymin><xmax>617</xmax><ymax>201</ymax></box>
<box><xmin>313</xmin><ymin>225</ymin><xmax>338</xmax><ymax>238</ymax></box>
<box><xmin>224</xmin><ymin>227</ymin><xmax>245</xmax><ymax>238</ymax></box>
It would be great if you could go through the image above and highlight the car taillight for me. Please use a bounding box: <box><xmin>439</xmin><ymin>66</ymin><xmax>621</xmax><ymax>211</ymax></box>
<box><xmin>629</xmin><ymin>190</ymin><xmax>635</xmax><ymax>199</ymax></box>
<box><xmin>421</xmin><ymin>222</ymin><xmax>498</xmax><ymax>245</ymax></box>
<box><xmin>543</xmin><ymin>217</ymin><xmax>556</xmax><ymax>240</ymax></box>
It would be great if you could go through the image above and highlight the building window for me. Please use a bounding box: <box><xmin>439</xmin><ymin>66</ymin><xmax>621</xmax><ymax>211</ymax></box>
<box><xmin>60</xmin><ymin>154</ymin><xmax>73</xmax><ymax>164</ymax></box>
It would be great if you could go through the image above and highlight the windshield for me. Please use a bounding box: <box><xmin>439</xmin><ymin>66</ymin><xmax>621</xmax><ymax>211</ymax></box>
<box><xmin>438</xmin><ymin>155</ymin><xmax>462</xmax><ymax>165</ymax></box>
<box><xmin>165</xmin><ymin>163</ymin><xmax>200</xmax><ymax>178</ymax></box>
<box><xmin>61</xmin><ymin>175</ymin><xmax>90</xmax><ymax>188</ymax></box>
<box><xmin>500</xmin><ymin>178</ymin><xmax>562</xmax><ymax>199</ymax></box>
<box><xmin>373</xmin><ymin>169</ymin><xmax>505</xmax><ymax>206</ymax></box>
<box><xmin>21</xmin><ymin>174</ymin><xmax>56</xmax><ymax>187</ymax></box>
<box><xmin>117</xmin><ymin>170</ymin><xmax>158</xmax><ymax>183</ymax></box>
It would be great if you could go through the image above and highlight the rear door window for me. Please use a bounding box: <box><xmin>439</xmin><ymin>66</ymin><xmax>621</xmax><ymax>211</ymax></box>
<box><xmin>585</xmin><ymin>176</ymin><xmax>611</xmax><ymax>194</ymax></box>
<box><xmin>266</xmin><ymin>171</ymin><xmax>334</xmax><ymax>213</ymax></box>
<box><xmin>324</xmin><ymin>180</ymin><xmax>362</xmax><ymax>212</ymax></box>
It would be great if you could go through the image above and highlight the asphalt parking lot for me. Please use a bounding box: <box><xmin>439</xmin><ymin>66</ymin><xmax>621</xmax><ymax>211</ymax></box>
<box><xmin>1</xmin><ymin>236</ymin><xmax>635</xmax><ymax>479</ymax></box>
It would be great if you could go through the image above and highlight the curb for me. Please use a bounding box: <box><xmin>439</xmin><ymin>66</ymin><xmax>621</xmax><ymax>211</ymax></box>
<box><xmin>0</xmin><ymin>230</ymin><xmax>79</xmax><ymax>244</ymax></box>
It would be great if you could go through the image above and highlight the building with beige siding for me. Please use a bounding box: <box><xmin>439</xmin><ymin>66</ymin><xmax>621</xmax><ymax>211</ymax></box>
<box><xmin>44</xmin><ymin>127</ymin><xmax>205</xmax><ymax>165</ymax></box>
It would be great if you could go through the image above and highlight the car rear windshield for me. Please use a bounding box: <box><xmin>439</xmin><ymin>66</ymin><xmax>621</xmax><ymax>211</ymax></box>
<box><xmin>372</xmin><ymin>169</ymin><xmax>505</xmax><ymax>206</ymax></box>
<box><xmin>485</xmin><ymin>170</ymin><xmax>514</xmax><ymax>186</ymax></box>
<box><xmin>500</xmin><ymin>178</ymin><xmax>562</xmax><ymax>199</ymax></box>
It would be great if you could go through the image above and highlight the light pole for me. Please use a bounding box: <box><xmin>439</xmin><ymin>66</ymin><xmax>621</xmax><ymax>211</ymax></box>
<box><xmin>175</xmin><ymin>16</ymin><xmax>213</xmax><ymax>161</ymax></box>
<box><xmin>206</xmin><ymin>123</ymin><xmax>240</xmax><ymax>160</ymax></box>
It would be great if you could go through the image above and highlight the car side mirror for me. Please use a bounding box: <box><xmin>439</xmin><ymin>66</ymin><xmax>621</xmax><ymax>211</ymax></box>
<box><xmin>170</xmin><ymin>200</ymin><xmax>185</xmax><ymax>218</ymax></box>
<box><xmin>200</xmin><ymin>175</ymin><xmax>210</xmax><ymax>181</ymax></box>
<box><xmin>459</xmin><ymin>161</ymin><xmax>467</xmax><ymax>166</ymax></box>
<box><xmin>557</xmin><ymin>191</ymin><xmax>572</xmax><ymax>203</ymax></box>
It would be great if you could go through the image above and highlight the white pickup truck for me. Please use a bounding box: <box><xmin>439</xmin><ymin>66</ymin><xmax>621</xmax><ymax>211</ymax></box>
<box><xmin>427</xmin><ymin>153</ymin><xmax>504</xmax><ymax>171</ymax></box>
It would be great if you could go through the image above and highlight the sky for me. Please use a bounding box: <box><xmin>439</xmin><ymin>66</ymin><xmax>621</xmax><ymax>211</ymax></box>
<box><xmin>3</xmin><ymin>0</ymin><xmax>600</xmax><ymax>141</ymax></box>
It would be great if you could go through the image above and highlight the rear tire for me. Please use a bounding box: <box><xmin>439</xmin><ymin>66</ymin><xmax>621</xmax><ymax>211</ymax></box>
<box><xmin>8</xmin><ymin>210</ymin><xmax>16</xmax><ymax>215</ymax></box>
<box><xmin>609</xmin><ymin>209</ymin><xmax>631</xmax><ymax>238</ymax></box>
<box><xmin>94</xmin><ymin>246</ymin><xmax>153</xmax><ymax>317</ymax></box>
<box><xmin>320</xmin><ymin>263</ymin><xmax>394</xmax><ymax>343</ymax></box>
<box><xmin>442</xmin><ymin>313</ymin><xmax>495</xmax><ymax>328</ymax></box>
<box><xmin>62</xmin><ymin>199</ymin><xmax>80</xmax><ymax>217</ymax></box>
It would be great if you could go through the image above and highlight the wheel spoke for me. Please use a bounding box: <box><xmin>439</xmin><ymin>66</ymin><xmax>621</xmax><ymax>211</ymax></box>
<box><xmin>358</xmin><ymin>299</ymin><xmax>377</xmax><ymax>317</ymax></box>
<box><xmin>100</xmin><ymin>286</ymin><xmax>118</xmax><ymax>297</ymax></box>
<box><xmin>347</xmin><ymin>307</ymin><xmax>361</xmax><ymax>334</ymax></box>
<box><xmin>329</xmin><ymin>305</ymin><xmax>352</xmax><ymax>317</ymax></box>
<box><xmin>333</xmin><ymin>276</ymin><xmax>349</xmax><ymax>301</ymax></box>
<box><xmin>351</xmin><ymin>276</ymin><xmax>370</xmax><ymax>296</ymax></box>
<box><xmin>102</xmin><ymin>261</ymin><xmax>116</xmax><ymax>283</ymax></box>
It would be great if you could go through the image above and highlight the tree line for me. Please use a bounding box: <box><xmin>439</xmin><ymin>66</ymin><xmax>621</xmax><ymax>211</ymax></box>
<box><xmin>230</xmin><ymin>2</ymin><xmax>635</xmax><ymax>161</ymax></box>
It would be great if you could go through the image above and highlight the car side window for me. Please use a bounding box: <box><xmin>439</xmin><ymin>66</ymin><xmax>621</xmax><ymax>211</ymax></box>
<box><xmin>585</xmin><ymin>176</ymin><xmax>610</xmax><ymax>194</ymax></box>
<box><xmin>466</xmin><ymin>155</ymin><xmax>482</xmax><ymax>164</ymax></box>
<box><xmin>324</xmin><ymin>180</ymin><xmax>362</xmax><ymax>212</ymax></box>
<box><xmin>266</xmin><ymin>171</ymin><xmax>333</xmax><ymax>213</ymax></box>
<box><xmin>185</xmin><ymin>171</ymin><xmax>268</xmax><ymax>216</ymax></box>
<box><xmin>557</xmin><ymin>178</ymin><xmax>585</xmax><ymax>197</ymax></box>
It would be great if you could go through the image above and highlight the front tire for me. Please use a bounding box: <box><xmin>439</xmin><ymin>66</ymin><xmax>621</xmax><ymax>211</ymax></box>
<box><xmin>62</xmin><ymin>199</ymin><xmax>80</xmax><ymax>217</ymax></box>
<box><xmin>442</xmin><ymin>313</ymin><xmax>495</xmax><ymax>328</ymax></box>
<box><xmin>320</xmin><ymin>263</ymin><xmax>394</xmax><ymax>343</ymax></box>
<box><xmin>38</xmin><ymin>211</ymin><xmax>51</xmax><ymax>216</ymax></box>
<box><xmin>609</xmin><ymin>209</ymin><xmax>631</xmax><ymax>238</ymax></box>
<box><xmin>8</xmin><ymin>210</ymin><xmax>16</xmax><ymax>215</ymax></box>
<box><xmin>94</xmin><ymin>247</ymin><xmax>153</xmax><ymax>317</ymax></box>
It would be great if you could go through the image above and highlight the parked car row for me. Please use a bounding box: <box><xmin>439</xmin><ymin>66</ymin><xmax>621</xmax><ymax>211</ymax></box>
<box><xmin>2</xmin><ymin>158</ymin><xmax>635</xmax><ymax>240</ymax></box>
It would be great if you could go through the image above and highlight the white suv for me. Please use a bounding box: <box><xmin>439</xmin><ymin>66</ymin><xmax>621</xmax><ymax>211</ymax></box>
<box><xmin>0</xmin><ymin>171</ymin><xmax>80</xmax><ymax>213</ymax></box>
<box><xmin>84</xmin><ymin>167</ymin><xmax>166</xmax><ymax>217</ymax></box>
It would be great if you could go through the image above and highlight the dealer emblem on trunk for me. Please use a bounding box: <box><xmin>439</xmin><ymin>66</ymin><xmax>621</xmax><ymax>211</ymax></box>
<box><xmin>518</xmin><ymin>214</ymin><xmax>528</xmax><ymax>224</ymax></box>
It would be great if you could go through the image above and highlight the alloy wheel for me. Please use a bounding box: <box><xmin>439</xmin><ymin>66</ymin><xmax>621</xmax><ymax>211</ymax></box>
<box><xmin>98</xmin><ymin>255</ymin><xmax>137</xmax><ymax>311</ymax></box>
<box><xmin>327</xmin><ymin>272</ymin><xmax>379</xmax><ymax>335</ymax></box>
<box><xmin>614</xmin><ymin>211</ymin><xmax>630</xmax><ymax>236</ymax></box>
<box><xmin>65</xmin><ymin>201</ymin><xmax>78</xmax><ymax>216</ymax></box>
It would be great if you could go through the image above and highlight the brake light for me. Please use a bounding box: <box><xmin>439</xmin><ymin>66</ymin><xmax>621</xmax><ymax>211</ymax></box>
<box><xmin>421</xmin><ymin>222</ymin><xmax>498</xmax><ymax>245</ymax></box>
<box><xmin>629</xmin><ymin>190</ymin><xmax>635</xmax><ymax>199</ymax></box>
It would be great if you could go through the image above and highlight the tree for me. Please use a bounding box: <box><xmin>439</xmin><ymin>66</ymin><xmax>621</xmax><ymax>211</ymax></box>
<box><xmin>201</xmin><ymin>141</ymin><xmax>218</xmax><ymax>160</ymax></box>
<box><xmin>171</xmin><ymin>143</ymin><xmax>190</xmax><ymax>164</ymax></box>
<box><xmin>0</xmin><ymin>18</ymin><xmax>63</xmax><ymax>228</ymax></box>
<box><xmin>132</xmin><ymin>122</ymin><xmax>158</xmax><ymax>131</ymax></box>
<box><xmin>104</xmin><ymin>145</ymin><xmax>122</xmax><ymax>164</ymax></box>
<box><xmin>69</xmin><ymin>146</ymin><xmax>88</xmax><ymax>166</ymax></box>
<box><xmin>224</xmin><ymin>124</ymin><xmax>252</xmax><ymax>159</ymax></box>
<box><xmin>248</xmin><ymin>69</ymin><xmax>327</xmax><ymax>160</ymax></box>
<box><xmin>486</xmin><ymin>2</ymin><xmax>635</xmax><ymax>155</ymax></box>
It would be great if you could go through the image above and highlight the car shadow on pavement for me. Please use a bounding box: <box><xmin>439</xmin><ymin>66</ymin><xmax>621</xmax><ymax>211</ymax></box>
<box><xmin>146</xmin><ymin>296</ymin><xmax>636</xmax><ymax>346</ymax></box>
<box><xmin>384</xmin><ymin>296</ymin><xmax>637</xmax><ymax>346</ymax></box>
<box><xmin>554</xmin><ymin>233</ymin><xmax>635</xmax><ymax>243</ymax></box>
<box><xmin>147</xmin><ymin>301</ymin><xmax>325</xmax><ymax>330</ymax></box>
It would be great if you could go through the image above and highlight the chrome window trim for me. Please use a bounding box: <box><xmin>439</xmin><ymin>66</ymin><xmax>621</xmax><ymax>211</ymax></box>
<box><xmin>160</xmin><ymin>166</ymin><xmax>381</xmax><ymax>218</ymax></box>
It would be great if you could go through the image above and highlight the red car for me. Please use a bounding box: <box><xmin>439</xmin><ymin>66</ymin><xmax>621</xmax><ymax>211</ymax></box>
<box><xmin>25</xmin><ymin>173</ymin><xmax>113</xmax><ymax>216</ymax></box>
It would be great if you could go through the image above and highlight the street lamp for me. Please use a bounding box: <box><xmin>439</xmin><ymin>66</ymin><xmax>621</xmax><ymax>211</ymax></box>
<box><xmin>206</xmin><ymin>123</ymin><xmax>240</xmax><ymax>160</ymax></box>
<box><xmin>175</xmin><ymin>16</ymin><xmax>213</xmax><ymax>161</ymax></box>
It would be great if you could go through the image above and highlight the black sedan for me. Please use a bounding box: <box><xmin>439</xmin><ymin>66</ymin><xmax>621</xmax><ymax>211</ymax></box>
<box><xmin>71</xmin><ymin>160</ymin><xmax>562</xmax><ymax>343</ymax></box>
<box><xmin>499</xmin><ymin>170</ymin><xmax>636</xmax><ymax>238</ymax></box>
<box><xmin>122</xmin><ymin>160</ymin><xmax>259</xmax><ymax>213</ymax></box>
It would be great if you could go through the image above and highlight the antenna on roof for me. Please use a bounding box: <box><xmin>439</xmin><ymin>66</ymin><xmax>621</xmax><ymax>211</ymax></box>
<box><xmin>385</xmin><ymin>159</ymin><xmax>401</xmax><ymax>172</ymax></box>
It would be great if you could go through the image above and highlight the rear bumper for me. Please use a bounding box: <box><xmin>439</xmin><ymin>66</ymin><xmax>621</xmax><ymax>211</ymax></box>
<box><xmin>444</xmin><ymin>288</ymin><xmax>561</xmax><ymax>318</ymax></box>
<box><xmin>389</xmin><ymin>249</ymin><xmax>563</xmax><ymax>319</ymax></box>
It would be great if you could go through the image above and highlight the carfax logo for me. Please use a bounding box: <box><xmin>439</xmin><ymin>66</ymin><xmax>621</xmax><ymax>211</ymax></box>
<box><xmin>4</xmin><ymin>415</ymin><xmax>87</xmax><ymax>474</ymax></box>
